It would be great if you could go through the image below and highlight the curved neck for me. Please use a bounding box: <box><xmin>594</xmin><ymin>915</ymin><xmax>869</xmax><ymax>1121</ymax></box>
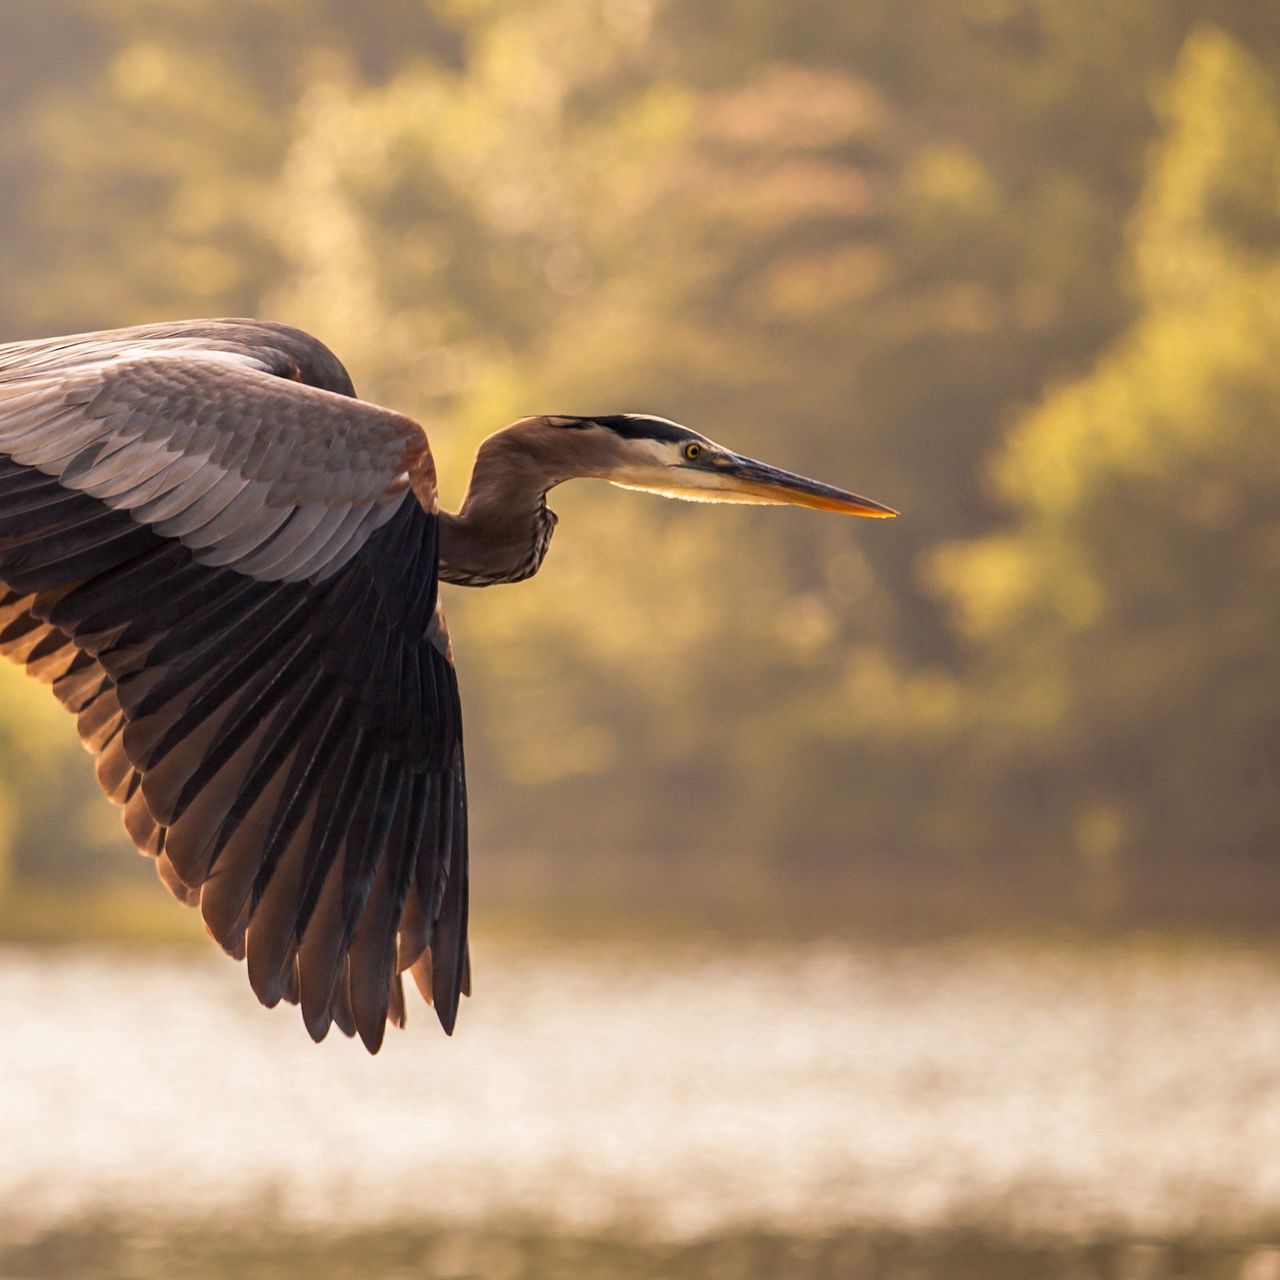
<box><xmin>438</xmin><ymin>432</ymin><xmax>563</xmax><ymax>587</ymax></box>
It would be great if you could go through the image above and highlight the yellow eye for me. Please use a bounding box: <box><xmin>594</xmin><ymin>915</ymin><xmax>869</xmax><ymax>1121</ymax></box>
<box><xmin>682</xmin><ymin>443</ymin><xmax>703</xmax><ymax>461</ymax></box>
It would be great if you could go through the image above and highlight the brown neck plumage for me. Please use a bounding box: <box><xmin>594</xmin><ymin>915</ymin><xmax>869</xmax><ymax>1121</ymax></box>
<box><xmin>437</xmin><ymin>429</ymin><xmax>566</xmax><ymax>587</ymax></box>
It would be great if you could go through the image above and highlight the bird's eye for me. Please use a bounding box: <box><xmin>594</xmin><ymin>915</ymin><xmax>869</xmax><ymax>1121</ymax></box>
<box><xmin>682</xmin><ymin>443</ymin><xmax>703</xmax><ymax>462</ymax></box>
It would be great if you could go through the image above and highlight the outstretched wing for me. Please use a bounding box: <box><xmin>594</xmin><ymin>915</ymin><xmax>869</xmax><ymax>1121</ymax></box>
<box><xmin>0</xmin><ymin>319</ymin><xmax>468</xmax><ymax>1051</ymax></box>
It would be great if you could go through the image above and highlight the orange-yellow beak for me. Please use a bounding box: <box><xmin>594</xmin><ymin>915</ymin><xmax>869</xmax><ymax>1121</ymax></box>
<box><xmin>713</xmin><ymin>454</ymin><xmax>899</xmax><ymax>518</ymax></box>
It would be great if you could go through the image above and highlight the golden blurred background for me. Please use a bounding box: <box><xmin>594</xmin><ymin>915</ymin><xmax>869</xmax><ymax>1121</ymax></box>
<box><xmin>1</xmin><ymin>2</ymin><xmax>1279</xmax><ymax>1277</ymax></box>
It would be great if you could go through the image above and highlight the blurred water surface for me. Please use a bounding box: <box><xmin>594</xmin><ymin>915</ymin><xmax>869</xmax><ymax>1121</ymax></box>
<box><xmin>1</xmin><ymin>936</ymin><xmax>1279</xmax><ymax>1246</ymax></box>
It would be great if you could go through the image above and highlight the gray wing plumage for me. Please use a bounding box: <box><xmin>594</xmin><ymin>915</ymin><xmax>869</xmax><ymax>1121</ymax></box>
<box><xmin>0</xmin><ymin>319</ymin><xmax>469</xmax><ymax>1050</ymax></box>
<box><xmin>0</xmin><ymin>319</ymin><xmax>422</xmax><ymax>580</ymax></box>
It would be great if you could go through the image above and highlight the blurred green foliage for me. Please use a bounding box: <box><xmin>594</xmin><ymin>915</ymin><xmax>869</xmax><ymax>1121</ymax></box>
<box><xmin>0</xmin><ymin>0</ymin><xmax>1276</xmax><ymax>927</ymax></box>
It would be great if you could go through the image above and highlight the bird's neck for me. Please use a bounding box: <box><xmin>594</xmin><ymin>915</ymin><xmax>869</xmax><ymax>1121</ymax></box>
<box><xmin>437</xmin><ymin>434</ymin><xmax>562</xmax><ymax>587</ymax></box>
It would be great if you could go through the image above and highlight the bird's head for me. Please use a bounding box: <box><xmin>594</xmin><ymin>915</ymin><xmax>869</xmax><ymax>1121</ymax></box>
<box><xmin>535</xmin><ymin>414</ymin><xmax>898</xmax><ymax>518</ymax></box>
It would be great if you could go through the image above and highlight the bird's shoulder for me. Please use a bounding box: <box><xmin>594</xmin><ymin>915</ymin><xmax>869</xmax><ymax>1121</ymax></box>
<box><xmin>0</xmin><ymin>317</ymin><xmax>358</xmax><ymax>397</ymax></box>
<box><xmin>0</xmin><ymin>318</ymin><xmax>439</xmax><ymax>579</ymax></box>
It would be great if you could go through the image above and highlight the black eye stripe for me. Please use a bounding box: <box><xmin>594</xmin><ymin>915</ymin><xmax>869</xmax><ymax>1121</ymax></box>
<box><xmin>581</xmin><ymin>415</ymin><xmax>695</xmax><ymax>444</ymax></box>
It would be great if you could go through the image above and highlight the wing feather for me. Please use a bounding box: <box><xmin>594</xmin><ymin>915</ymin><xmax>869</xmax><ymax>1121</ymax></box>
<box><xmin>235</xmin><ymin>503</ymin><xmax>347</xmax><ymax>578</ymax></box>
<box><xmin>0</xmin><ymin>319</ymin><xmax>467</xmax><ymax>1047</ymax></box>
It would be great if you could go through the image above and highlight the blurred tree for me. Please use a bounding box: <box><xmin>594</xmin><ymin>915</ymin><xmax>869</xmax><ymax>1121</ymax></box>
<box><xmin>933</xmin><ymin>28</ymin><xmax>1280</xmax><ymax>920</ymax></box>
<box><xmin>0</xmin><ymin>4</ymin><xmax>106</xmax><ymax>341</ymax></box>
<box><xmin>12</xmin><ymin>0</ymin><xmax>464</xmax><ymax>333</ymax></box>
<box><xmin>0</xmin><ymin>1</ymin><xmax>1276</xmax><ymax>927</ymax></box>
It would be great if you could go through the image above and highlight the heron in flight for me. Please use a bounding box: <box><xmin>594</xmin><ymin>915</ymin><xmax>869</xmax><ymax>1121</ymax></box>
<box><xmin>0</xmin><ymin>319</ymin><xmax>896</xmax><ymax>1051</ymax></box>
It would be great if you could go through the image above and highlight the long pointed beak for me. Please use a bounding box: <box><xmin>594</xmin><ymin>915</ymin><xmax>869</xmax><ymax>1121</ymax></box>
<box><xmin>717</xmin><ymin>455</ymin><xmax>899</xmax><ymax>518</ymax></box>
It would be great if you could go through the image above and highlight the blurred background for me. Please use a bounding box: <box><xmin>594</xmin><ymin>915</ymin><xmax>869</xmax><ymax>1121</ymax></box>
<box><xmin>1</xmin><ymin>1</ymin><xmax>1279</xmax><ymax>1276</ymax></box>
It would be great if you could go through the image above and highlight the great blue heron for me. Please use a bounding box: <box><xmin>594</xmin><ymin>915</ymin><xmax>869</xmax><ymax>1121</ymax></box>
<box><xmin>0</xmin><ymin>319</ymin><xmax>896</xmax><ymax>1051</ymax></box>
